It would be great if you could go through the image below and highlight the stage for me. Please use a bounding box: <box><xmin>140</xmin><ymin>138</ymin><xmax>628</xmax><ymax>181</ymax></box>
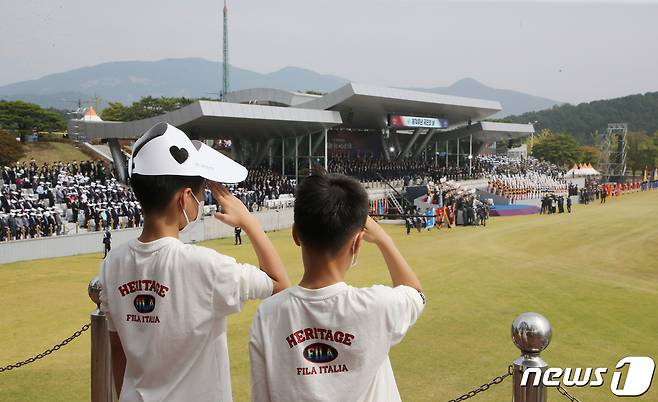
<box><xmin>489</xmin><ymin>204</ymin><xmax>540</xmax><ymax>216</ymax></box>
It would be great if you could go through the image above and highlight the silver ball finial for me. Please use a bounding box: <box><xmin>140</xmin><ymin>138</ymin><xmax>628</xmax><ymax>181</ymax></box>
<box><xmin>88</xmin><ymin>276</ymin><xmax>102</xmax><ymax>308</ymax></box>
<box><xmin>511</xmin><ymin>312</ymin><xmax>552</xmax><ymax>354</ymax></box>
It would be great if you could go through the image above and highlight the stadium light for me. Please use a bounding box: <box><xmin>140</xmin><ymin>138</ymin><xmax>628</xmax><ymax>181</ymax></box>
<box><xmin>468</xmin><ymin>154</ymin><xmax>473</xmax><ymax>160</ymax></box>
<box><xmin>389</xmin><ymin>147</ymin><xmax>395</xmax><ymax>152</ymax></box>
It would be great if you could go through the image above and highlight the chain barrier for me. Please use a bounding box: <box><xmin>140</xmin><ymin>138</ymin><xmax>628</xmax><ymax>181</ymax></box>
<box><xmin>0</xmin><ymin>323</ymin><xmax>90</xmax><ymax>373</ymax></box>
<box><xmin>447</xmin><ymin>365</ymin><xmax>513</xmax><ymax>402</ymax></box>
<box><xmin>1</xmin><ymin>322</ymin><xmax>583</xmax><ymax>402</ymax></box>
<box><xmin>556</xmin><ymin>384</ymin><xmax>581</xmax><ymax>402</ymax></box>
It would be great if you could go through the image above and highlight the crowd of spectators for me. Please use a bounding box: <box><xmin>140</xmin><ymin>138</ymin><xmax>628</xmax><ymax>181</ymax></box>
<box><xmin>1</xmin><ymin>160</ymin><xmax>142</xmax><ymax>241</ymax></box>
<box><xmin>1</xmin><ymin>160</ymin><xmax>297</xmax><ymax>242</ymax></box>
<box><xmin>207</xmin><ymin>167</ymin><xmax>296</xmax><ymax>212</ymax></box>
<box><xmin>0</xmin><ymin>151</ymin><xmax>574</xmax><ymax>242</ymax></box>
<box><xmin>328</xmin><ymin>155</ymin><xmax>492</xmax><ymax>184</ymax></box>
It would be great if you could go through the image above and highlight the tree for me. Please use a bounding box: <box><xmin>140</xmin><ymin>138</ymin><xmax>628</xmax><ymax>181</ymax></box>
<box><xmin>531</xmin><ymin>132</ymin><xmax>583</xmax><ymax>168</ymax></box>
<box><xmin>626</xmin><ymin>132</ymin><xmax>658</xmax><ymax>178</ymax></box>
<box><xmin>507</xmin><ymin>91</ymin><xmax>658</xmax><ymax>145</ymax></box>
<box><xmin>0</xmin><ymin>101</ymin><xmax>66</xmax><ymax>139</ymax></box>
<box><xmin>580</xmin><ymin>145</ymin><xmax>601</xmax><ymax>167</ymax></box>
<box><xmin>100</xmin><ymin>102</ymin><xmax>130</xmax><ymax>121</ymax></box>
<box><xmin>99</xmin><ymin>96</ymin><xmax>195</xmax><ymax>121</ymax></box>
<box><xmin>0</xmin><ymin>129</ymin><xmax>25</xmax><ymax>165</ymax></box>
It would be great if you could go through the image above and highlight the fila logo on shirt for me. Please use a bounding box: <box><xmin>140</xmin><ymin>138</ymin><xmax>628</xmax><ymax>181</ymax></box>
<box><xmin>134</xmin><ymin>294</ymin><xmax>155</xmax><ymax>313</ymax></box>
<box><xmin>117</xmin><ymin>279</ymin><xmax>170</xmax><ymax>325</ymax></box>
<box><xmin>286</xmin><ymin>327</ymin><xmax>354</xmax><ymax>376</ymax></box>
<box><xmin>303</xmin><ymin>343</ymin><xmax>338</xmax><ymax>364</ymax></box>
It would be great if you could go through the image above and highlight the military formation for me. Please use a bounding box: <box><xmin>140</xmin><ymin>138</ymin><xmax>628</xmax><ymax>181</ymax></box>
<box><xmin>1</xmin><ymin>160</ymin><xmax>143</xmax><ymax>241</ymax></box>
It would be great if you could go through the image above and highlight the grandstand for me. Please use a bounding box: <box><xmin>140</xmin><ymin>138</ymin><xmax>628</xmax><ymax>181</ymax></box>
<box><xmin>1</xmin><ymin>82</ymin><xmax>545</xmax><ymax>261</ymax></box>
<box><xmin>69</xmin><ymin>83</ymin><xmax>534</xmax><ymax>185</ymax></box>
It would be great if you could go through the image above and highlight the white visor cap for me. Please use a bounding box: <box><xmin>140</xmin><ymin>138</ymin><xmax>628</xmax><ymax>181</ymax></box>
<box><xmin>128</xmin><ymin>122</ymin><xmax>247</xmax><ymax>183</ymax></box>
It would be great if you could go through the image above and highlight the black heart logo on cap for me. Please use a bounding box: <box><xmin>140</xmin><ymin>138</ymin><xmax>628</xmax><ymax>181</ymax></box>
<box><xmin>169</xmin><ymin>146</ymin><xmax>189</xmax><ymax>164</ymax></box>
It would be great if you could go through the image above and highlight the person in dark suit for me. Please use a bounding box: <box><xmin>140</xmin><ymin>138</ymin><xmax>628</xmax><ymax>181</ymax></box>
<box><xmin>103</xmin><ymin>228</ymin><xmax>112</xmax><ymax>258</ymax></box>
<box><xmin>0</xmin><ymin>215</ymin><xmax>6</xmax><ymax>241</ymax></box>
<box><xmin>234</xmin><ymin>226</ymin><xmax>242</xmax><ymax>245</ymax></box>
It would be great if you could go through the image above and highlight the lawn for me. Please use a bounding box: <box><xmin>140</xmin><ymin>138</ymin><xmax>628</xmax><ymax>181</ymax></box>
<box><xmin>0</xmin><ymin>191</ymin><xmax>657</xmax><ymax>401</ymax></box>
<box><xmin>20</xmin><ymin>141</ymin><xmax>93</xmax><ymax>164</ymax></box>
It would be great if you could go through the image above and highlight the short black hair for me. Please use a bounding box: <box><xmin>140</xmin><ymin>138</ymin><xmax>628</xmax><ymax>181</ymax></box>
<box><xmin>294</xmin><ymin>167</ymin><xmax>369</xmax><ymax>252</ymax></box>
<box><xmin>130</xmin><ymin>173</ymin><xmax>205</xmax><ymax>213</ymax></box>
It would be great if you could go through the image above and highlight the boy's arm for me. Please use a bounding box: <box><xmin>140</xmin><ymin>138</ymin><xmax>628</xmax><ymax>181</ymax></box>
<box><xmin>363</xmin><ymin>217</ymin><xmax>423</xmax><ymax>292</ymax></box>
<box><xmin>109</xmin><ymin>331</ymin><xmax>126</xmax><ymax>397</ymax></box>
<box><xmin>210</xmin><ymin>182</ymin><xmax>290</xmax><ymax>294</ymax></box>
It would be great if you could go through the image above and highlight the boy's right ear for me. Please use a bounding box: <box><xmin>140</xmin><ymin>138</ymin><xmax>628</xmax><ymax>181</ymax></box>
<box><xmin>291</xmin><ymin>224</ymin><xmax>301</xmax><ymax>247</ymax></box>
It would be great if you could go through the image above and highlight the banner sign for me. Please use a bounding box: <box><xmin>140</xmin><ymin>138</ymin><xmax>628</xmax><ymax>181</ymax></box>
<box><xmin>388</xmin><ymin>115</ymin><xmax>449</xmax><ymax>129</ymax></box>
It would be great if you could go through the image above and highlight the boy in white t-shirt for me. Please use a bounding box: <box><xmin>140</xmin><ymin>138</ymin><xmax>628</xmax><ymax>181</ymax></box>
<box><xmin>98</xmin><ymin>122</ymin><xmax>290</xmax><ymax>402</ymax></box>
<box><xmin>249</xmin><ymin>169</ymin><xmax>425</xmax><ymax>402</ymax></box>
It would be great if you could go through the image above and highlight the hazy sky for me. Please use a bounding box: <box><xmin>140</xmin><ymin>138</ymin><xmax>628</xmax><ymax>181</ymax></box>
<box><xmin>1</xmin><ymin>0</ymin><xmax>657</xmax><ymax>104</ymax></box>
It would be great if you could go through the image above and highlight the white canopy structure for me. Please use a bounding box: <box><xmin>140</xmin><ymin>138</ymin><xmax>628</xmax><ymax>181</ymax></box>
<box><xmin>566</xmin><ymin>163</ymin><xmax>601</xmax><ymax>176</ymax></box>
<box><xmin>82</xmin><ymin>106</ymin><xmax>102</xmax><ymax>122</ymax></box>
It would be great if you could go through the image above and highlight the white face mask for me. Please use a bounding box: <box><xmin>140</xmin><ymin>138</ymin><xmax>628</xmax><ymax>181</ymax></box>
<box><xmin>180</xmin><ymin>192</ymin><xmax>204</xmax><ymax>233</ymax></box>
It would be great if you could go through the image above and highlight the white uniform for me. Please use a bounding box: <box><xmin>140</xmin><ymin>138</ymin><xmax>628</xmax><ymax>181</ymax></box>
<box><xmin>249</xmin><ymin>282</ymin><xmax>424</xmax><ymax>402</ymax></box>
<box><xmin>99</xmin><ymin>236</ymin><xmax>273</xmax><ymax>402</ymax></box>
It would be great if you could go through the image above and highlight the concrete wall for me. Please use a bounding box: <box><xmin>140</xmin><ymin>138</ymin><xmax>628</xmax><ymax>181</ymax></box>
<box><xmin>0</xmin><ymin>227</ymin><xmax>142</xmax><ymax>264</ymax></box>
<box><xmin>203</xmin><ymin>208</ymin><xmax>294</xmax><ymax>239</ymax></box>
<box><xmin>0</xmin><ymin>208</ymin><xmax>295</xmax><ymax>265</ymax></box>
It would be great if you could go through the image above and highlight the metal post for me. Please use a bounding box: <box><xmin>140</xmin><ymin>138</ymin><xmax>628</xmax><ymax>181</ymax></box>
<box><xmin>511</xmin><ymin>312</ymin><xmax>551</xmax><ymax>402</ymax></box>
<box><xmin>469</xmin><ymin>134</ymin><xmax>473</xmax><ymax>177</ymax></box>
<box><xmin>281</xmin><ymin>138</ymin><xmax>285</xmax><ymax>176</ymax></box>
<box><xmin>89</xmin><ymin>277</ymin><xmax>113</xmax><ymax>402</ymax></box>
<box><xmin>324</xmin><ymin>129</ymin><xmax>328</xmax><ymax>170</ymax></box>
<box><xmin>380</xmin><ymin>129</ymin><xmax>391</xmax><ymax>162</ymax></box>
<box><xmin>412</xmin><ymin>129</ymin><xmax>436</xmax><ymax>159</ymax></box>
<box><xmin>456</xmin><ymin>138</ymin><xmax>460</xmax><ymax>167</ymax></box>
<box><xmin>434</xmin><ymin>141</ymin><xmax>439</xmax><ymax>167</ymax></box>
<box><xmin>308</xmin><ymin>133</ymin><xmax>312</xmax><ymax>171</ymax></box>
<box><xmin>445</xmin><ymin>140</ymin><xmax>449</xmax><ymax>166</ymax></box>
<box><xmin>107</xmin><ymin>139</ymin><xmax>127</xmax><ymax>184</ymax></box>
<box><xmin>399</xmin><ymin>128</ymin><xmax>423</xmax><ymax>159</ymax></box>
<box><xmin>295</xmin><ymin>136</ymin><xmax>299</xmax><ymax>184</ymax></box>
<box><xmin>268</xmin><ymin>142</ymin><xmax>272</xmax><ymax>169</ymax></box>
<box><xmin>393</xmin><ymin>132</ymin><xmax>402</xmax><ymax>158</ymax></box>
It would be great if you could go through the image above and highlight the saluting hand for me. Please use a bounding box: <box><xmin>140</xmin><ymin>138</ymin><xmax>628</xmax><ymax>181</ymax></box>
<box><xmin>362</xmin><ymin>216</ymin><xmax>390</xmax><ymax>246</ymax></box>
<box><xmin>208</xmin><ymin>181</ymin><xmax>257</xmax><ymax>229</ymax></box>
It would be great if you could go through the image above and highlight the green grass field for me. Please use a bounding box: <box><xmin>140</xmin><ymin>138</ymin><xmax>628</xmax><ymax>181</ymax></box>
<box><xmin>20</xmin><ymin>141</ymin><xmax>93</xmax><ymax>164</ymax></box>
<box><xmin>1</xmin><ymin>191</ymin><xmax>657</xmax><ymax>401</ymax></box>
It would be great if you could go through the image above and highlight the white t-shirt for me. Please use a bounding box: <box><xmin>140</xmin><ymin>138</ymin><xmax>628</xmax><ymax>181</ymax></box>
<box><xmin>249</xmin><ymin>282</ymin><xmax>425</xmax><ymax>402</ymax></box>
<box><xmin>98</xmin><ymin>236</ymin><xmax>273</xmax><ymax>402</ymax></box>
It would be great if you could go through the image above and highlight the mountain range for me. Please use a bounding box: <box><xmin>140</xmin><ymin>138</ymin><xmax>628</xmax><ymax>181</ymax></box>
<box><xmin>0</xmin><ymin>57</ymin><xmax>561</xmax><ymax>117</ymax></box>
